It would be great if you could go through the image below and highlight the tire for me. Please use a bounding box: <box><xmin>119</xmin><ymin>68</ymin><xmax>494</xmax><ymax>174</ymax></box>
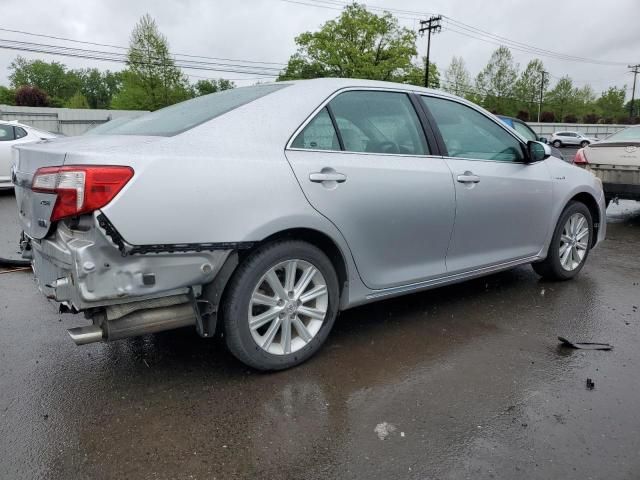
<box><xmin>552</xmin><ymin>140</ymin><xmax>562</xmax><ymax>148</ymax></box>
<box><xmin>221</xmin><ymin>240</ymin><xmax>339</xmax><ymax>371</ymax></box>
<box><xmin>580</xmin><ymin>140</ymin><xmax>589</xmax><ymax>148</ymax></box>
<box><xmin>532</xmin><ymin>201</ymin><xmax>593</xmax><ymax>280</ymax></box>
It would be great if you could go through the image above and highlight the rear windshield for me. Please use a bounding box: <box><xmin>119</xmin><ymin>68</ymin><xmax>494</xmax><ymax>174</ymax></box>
<box><xmin>103</xmin><ymin>84</ymin><xmax>288</xmax><ymax>136</ymax></box>
<box><xmin>602</xmin><ymin>126</ymin><xmax>640</xmax><ymax>143</ymax></box>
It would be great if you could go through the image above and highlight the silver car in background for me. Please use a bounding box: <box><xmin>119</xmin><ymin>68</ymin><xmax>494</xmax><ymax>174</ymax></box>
<box><xmin>12</xmin><ymin>79</ymin><xmax>606</xmax><ymax>370</ymax></box>
<box><xmin>550</xmin><ymin>130</ymin><xmax>599</xmax><ymax>148</ymax></box>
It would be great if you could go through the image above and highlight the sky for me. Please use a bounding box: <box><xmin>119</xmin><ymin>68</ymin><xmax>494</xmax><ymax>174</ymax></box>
<box><xmin>0</xmin><ymin>0</ymin><xmax>639</xmax><ymax>96</ymax></box>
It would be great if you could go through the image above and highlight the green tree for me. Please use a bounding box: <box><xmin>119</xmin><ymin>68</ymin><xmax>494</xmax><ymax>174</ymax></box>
<box><xmin>75</xmin><ymin>69</ymin><xmax>122</xmax><ymax>109</ymax></box>
<box><xmin>278</xmin><ymin>3</ymin><xmax>419</xmax><ymax>83</ymax></box>
<box><xmin>596</xmin><ymin>86</ymin><xmax>626</xmax><ymax>119</ymax></box>
<box><xmin>8</xmin><ymin>56</ymin><xmax>81</xmax><ymax>106</ymax></box>
<box><xmin>442</xmin><ymin>56</ymin><xmax>471</xmax><ymax>97</ymax></box>
<box><xmin>65</xmin><ymin>91</ymin><xmax>90</xmax><ymax>109</ymax></box>
<box><xmin>546</xmin><ymin>76</ymin><xmax>576</xmax><ymax>120</ymax></box>
<box><xmin>0</xmin><ymin>86</ymin><xmax>15</xmax><ymax>105</ymax></box>
<box><xmin>514</xmin><ymin>59</ymin><xmax>548</xmax><ymax>120</ymax></box>
<box><xmin>573</xmin><ymin>85</ymin><xmax>597</xmax><ymax>120</ymax></box>
<box><xmin>194</xmin><ymin>78</ymin><xmax>235</xmax><ymax>96</ymax></box>
<box><xmin>475</xmin><ymin>46</ymin><xmax>519</xmax><ymax>114</ymax></box>
<box><xmin>405</xmin><ymin>60</ymin><xmax>439</xmax><ymax>88</ymax></box>
<box><xmin>111</xmin><ymin>14</ymin><xmax>191</xmax><ymax>110</ymax></box>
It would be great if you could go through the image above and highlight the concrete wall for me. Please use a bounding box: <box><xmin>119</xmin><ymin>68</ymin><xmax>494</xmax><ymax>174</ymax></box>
<box><xmin>0</xmin><ymin>105</ymin><xmax>147</xmax><ymax>136</ymax></box>
<box><xmin>528</xmin><ymin>122</ymin><xmax>627</xmax><ymax>140</ymax></box>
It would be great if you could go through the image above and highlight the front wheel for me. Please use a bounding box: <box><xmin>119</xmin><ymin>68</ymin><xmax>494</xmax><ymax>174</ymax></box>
<box><xmin>221</xmin><ymin>240</ymin><xmax>339</xmax><ymax>370</ymax></box>
<box><xmin>532</xmin><ymin>201</ymin><xmax>593</xmax><ymax>280</ymax></box>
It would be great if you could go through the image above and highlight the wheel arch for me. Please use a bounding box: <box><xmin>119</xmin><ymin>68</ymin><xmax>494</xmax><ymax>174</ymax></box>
<box><xmin>568</xmin><ymin>191</ymin><xmax>600</xmax><ymax>247</ymax></box>
<box><xmin>252</xmin><ymin>227</ymin><xmax>350</xmax><ymax>306</ymax></box>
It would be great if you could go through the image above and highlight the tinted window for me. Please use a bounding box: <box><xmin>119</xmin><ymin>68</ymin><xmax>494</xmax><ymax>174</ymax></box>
<box><xmin>105</xmin><ymin>84</ymin><xmax>288</xmax><ymax>137</ymax></box>
<box><xmin>511</xmin><ymin>120</ymin><xmax>537</xmax><ymax>142</ymax></box>
<box><xmin>15</xmin><ymin>127</ymin><xmax>28</xmax><ymax>139</ymax></box>
<box><xmin>291</xmin><ymin>108</ymin><xmax>339</xmax><ymax>151</ymax></box>
<box><xmin>329</xmin><ymin>91</ymin><xmax>429</xmax><ymax>155</ymax></box>
<box><xmin>421</xmin><ymin>96</ymin><xmax>524</xmax><ymax>162</ymax></box>
<box><xmin>0</xmin><ymin>124</ymin><xmax>15</xmax><ymax>141</ymax></box>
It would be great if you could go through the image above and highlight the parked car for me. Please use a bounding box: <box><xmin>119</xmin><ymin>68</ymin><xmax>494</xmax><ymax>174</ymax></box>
<box><xmin>0</xmin><ymin>120</ymin><xmax>58</xmax><ymax>190</ymax></box>
<box><xmin>12</xmin><ymin>79</ymin><xmax>606</xmax><ymax>370</ymax></box>
<box><xmin>497</xmin><ymin>115</ymin><xmax>565</xmax><ymax>161</ymax></box>
<box><xmin>574</xmin><ymin>125</ymin><xmax>640</xmax><ymax>205</ymax></box>
<box><xmin>550</xmin><ymin>131</ymin><xmax>598</xmax><ymax>148</ymax></box>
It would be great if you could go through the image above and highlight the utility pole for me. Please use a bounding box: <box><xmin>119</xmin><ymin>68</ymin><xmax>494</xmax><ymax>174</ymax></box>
<box><xmin>628</xmin><ymin>64</ymin><xmax>640</xmax><ymax>119</ymax></box>
<box><xmin>419</xmin><ymin>15</ymin><xmax>442</xmax><ymax>88</ymax></box>
<box><xmin>537</xmin><ymin>71</ymin><xmax>547</xmax><ymax>123</ymax></box>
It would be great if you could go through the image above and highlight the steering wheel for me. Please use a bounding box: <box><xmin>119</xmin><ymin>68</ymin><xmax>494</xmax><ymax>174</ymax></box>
<box><xmin>376</xmin><ymin>141</ymin><xmax>400</xmax><ymax>154</ymax></box>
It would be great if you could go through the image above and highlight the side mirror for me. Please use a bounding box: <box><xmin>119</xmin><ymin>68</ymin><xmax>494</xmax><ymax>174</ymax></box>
<box><xmin>539</xmin><ymin>136</ymin><xmax>548</xmax><ymax>143</ymax></box>
<box><xmin>527</xmin><ymin>141</ymin><xmax>551</xmax><ymax>163</ymax></box>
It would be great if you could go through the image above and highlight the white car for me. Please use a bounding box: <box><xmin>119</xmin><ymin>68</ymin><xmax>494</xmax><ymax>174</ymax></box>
<box><xmin>0</xmin><ymin>120</ymin><xmax>58</xmax><ymax>189</ymax></box>
<box><xmin>550</xmin><ymin>131</ymin><xmax>598</xmax><ymax>149</ymax></box>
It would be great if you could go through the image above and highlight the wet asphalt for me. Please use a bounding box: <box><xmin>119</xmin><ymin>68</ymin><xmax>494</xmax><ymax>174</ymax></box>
<box><xmin>1</xmin><ymin>190</ymin><xmax>640</xmax><ymax>480</ymax></box>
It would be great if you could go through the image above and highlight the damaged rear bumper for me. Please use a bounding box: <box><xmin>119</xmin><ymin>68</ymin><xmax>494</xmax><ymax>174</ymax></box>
<box><xmin>26</xmin><ymin>212</ymin><xmax>232</xmax><ymax>312</ymax></box>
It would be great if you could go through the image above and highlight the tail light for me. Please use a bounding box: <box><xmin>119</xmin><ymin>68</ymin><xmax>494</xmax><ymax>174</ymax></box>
<box><xmin>574</xmin><ymin>148</ymin><xmax>588</xmax><ymax>165</ymax></box>
<box><xmin>32</xmin><ymin>165</ymin><xmax>134</xmax><ymax>221</ymax></box>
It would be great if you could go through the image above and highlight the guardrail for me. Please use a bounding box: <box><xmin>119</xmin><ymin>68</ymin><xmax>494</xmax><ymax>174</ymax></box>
<box><xmin>0</xmin><ymin>105</ymin><xmax>147</xmax><ymax>136</ymax></box>
<box><xmin>527</xmin><ymin>122</ymin><xmax>627</xmax><ymax>140</ymax></box>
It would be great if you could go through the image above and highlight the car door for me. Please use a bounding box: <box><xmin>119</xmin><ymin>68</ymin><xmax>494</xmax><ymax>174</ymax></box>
<box><xmin>0</xmin><ymin>124</ymin><xmax>17</xmax><ymax>182</ymax></box>
<box><xmin>419</xmin><ymin>95</ymin><xmax>553</xmax><ymax>274</ymax></box>
<box><xmin>285</xmin><ymin>89</ymin><xmax>456</xmax><ymax>290</ymax></box>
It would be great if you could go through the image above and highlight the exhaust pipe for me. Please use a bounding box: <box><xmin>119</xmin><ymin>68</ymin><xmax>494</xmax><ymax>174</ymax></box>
<box><xmin>67</xmin><ymin>302</ymin><xmax>197</xmax><ymax>345</ymax></box>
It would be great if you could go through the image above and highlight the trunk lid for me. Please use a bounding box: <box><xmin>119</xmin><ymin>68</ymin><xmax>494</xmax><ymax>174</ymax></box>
<box><xmin>585</xmin><ymin>142</ymin><xmax>640</xmax><ymax>167</ymax></box>
<box><xmin>14</xmin><ymin>135</ymin><xmax>160</xmax><ymax>239</ymax></box>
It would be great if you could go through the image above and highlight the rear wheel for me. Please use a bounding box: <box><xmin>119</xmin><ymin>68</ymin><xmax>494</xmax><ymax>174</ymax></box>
<box><xmin>552</xmin><ymin>140</ymin><xmax>562</xmax><ymax>148</ymax></box>
<box><xmin>532</xmin><ymin>201</ymin><xmax>592</xmax><ymax>280</ymax></box>
<box><xmin>580</xmin><ymin>140</ymin><xmax>589</xmax><ymax>148</ymax></box>
<box><xmin>221</xmin><ymin>240</ymin><xmax>339</xmax><ymax>370</ymax></box>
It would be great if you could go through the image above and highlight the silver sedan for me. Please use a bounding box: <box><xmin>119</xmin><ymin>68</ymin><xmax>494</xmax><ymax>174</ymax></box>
<box><xmin>13</xmin><ymin>79</ymin><xmax>606</xmax><ymax>370</ymax></box>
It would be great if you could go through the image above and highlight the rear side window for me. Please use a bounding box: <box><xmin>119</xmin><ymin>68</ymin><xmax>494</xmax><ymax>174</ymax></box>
<box><xmin>330</xmin><ymin>91</ymin><xmax>429</xmax><ymax>155</ymax></box>
<box><xmin>0</xmin><ymin>125</ymin><xmax>15</xmax><ymax>141</ymax></box>
<box><xmin>421</xmin><ymin>96</ymin><xmax>525</xmax><ymax>162</ymax></box>
<box><xmin>291</xmin><ymin>107</ymin><xmax>339</xmax><ymax>151</ymax></box>
<box><xmin>15</xmin><ymin>127</ymin><xmax>28</xmax><ymax>139</ymax></box>
<box><xmin>104</xmin><ymin>84</ymin><xmax>288</xmax><ymax>136</ymax></box>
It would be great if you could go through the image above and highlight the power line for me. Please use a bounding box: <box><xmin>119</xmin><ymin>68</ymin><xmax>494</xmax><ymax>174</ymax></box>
<box><xmin>0</xmin><ymin>38</ymin><xmax>281</xmax><ymax>77</ymax></box>
<box><xmin>279</xmin><ymin>0</ymin><xmax>635</xmax><ymax>67</ymax></box>
<box><xmin>0</xmin><ymin>26</ymin><xmax>288</xmax><ymax>67</ymax></box>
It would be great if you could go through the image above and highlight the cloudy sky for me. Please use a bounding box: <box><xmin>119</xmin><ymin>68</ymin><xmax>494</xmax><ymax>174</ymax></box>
<box><xmin>0</xmin><ymin>0</ymin><xmax>638</xmax><ymax>96</ymax></box>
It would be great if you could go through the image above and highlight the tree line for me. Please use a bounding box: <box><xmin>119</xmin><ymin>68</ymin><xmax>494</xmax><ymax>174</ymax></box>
<box><xmin>1</xmin><ymin>6</ymin><xmax>637</xmax><ymax>124</ymax></box>
<box><xmin>0</xmin><ymin>15</ymin><xmax>234</xmax><ymax>111</ymax></box>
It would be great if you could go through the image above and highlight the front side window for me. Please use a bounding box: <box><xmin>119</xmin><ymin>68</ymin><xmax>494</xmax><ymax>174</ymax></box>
<box><xmin>0</xmin><ymin>125</ymin><xmax>15</xmax><ymax>141</ymax></box>
<box><xmin>421</xmin><ymin>96</ymin><xmax>525</xmax><ymax>162</ymax></box>
<box><xmin>291</xmin><ymin>108</ymin><xmax>339</xmax><ymax>151</ymax></box>
<box><xmin>329</xmin><ymin>91</ymin><xmax>429</xmax><ymax>155</ymax></box>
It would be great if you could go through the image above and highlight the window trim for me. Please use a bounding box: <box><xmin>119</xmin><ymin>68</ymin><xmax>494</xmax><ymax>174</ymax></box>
<box><xmin>286</xmin><ymin>86</ymin><xmax>440</xmax><ymax>158</ymax></box>
<box><xmin>416</xmin><ymin>93</ymin><xmax>531</xmax><ymax>164</ymax></box>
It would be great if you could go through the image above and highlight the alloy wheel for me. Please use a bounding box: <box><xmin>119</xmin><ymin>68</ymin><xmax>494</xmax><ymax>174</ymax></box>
<box><xmin>559</xmin><ymin>213</ymin><xmax>590</xmax><ymax>271</ymax></box>
<box><xmin>248</xmin><ymin>259</ymin><xmax>329</xmax><ymax>355</ymax></box>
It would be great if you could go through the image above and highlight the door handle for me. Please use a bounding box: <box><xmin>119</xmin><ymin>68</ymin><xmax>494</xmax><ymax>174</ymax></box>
<box><xmin>309</xmin><ymin>172</ymin><xmax>347</xmax><ymax>183</ymax></box>
<box><xmin>456</xmin><ymin>172</ymin><xmax>480</xmax><ymax>184</ymax></box>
